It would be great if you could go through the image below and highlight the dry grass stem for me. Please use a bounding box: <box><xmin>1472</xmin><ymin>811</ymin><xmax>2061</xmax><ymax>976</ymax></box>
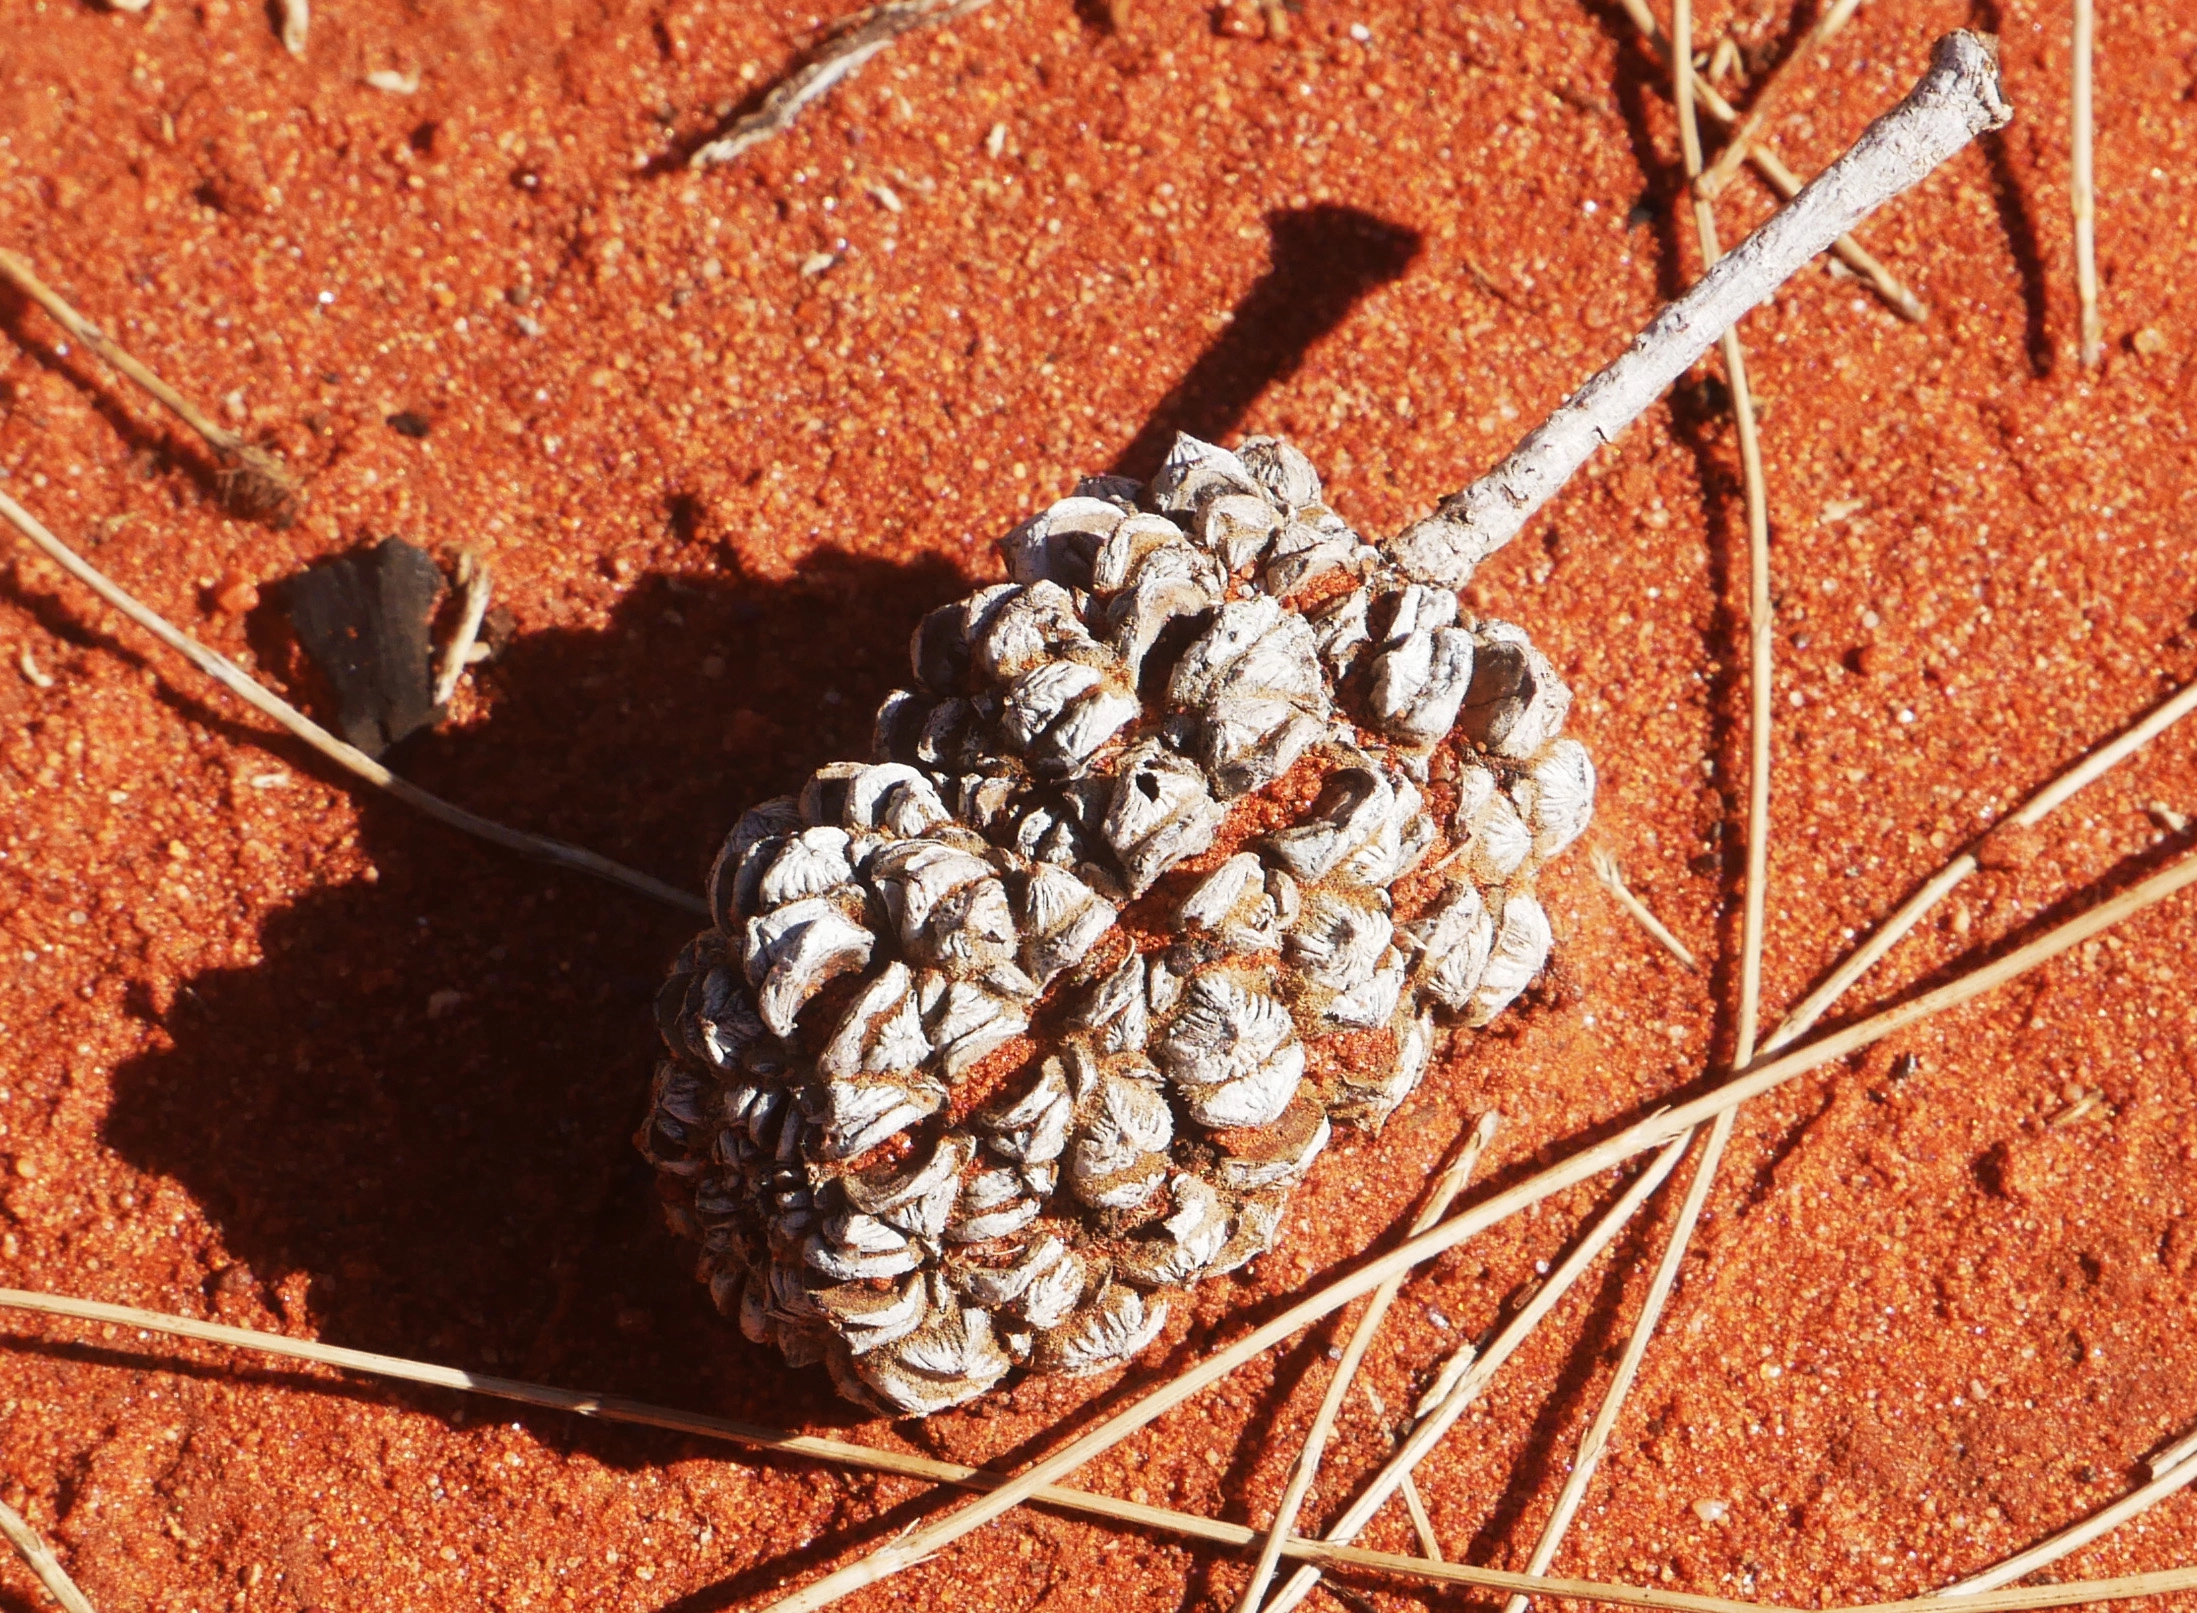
<box><xmin>1390</xmin><ymin>33</ymin><xmax>2002</xmax><ymax>585</ymax></box>
<box><xmin>1236</xmin><ymin>1112</ymin><xmax>1498</xmax><ymax>1612</ymax></box>
<box><xmin>1413</xmin><ymin>1341</ymin><xmax>1477</xmax><ymax>1420</ymax></box>
<box><xmin>1353</xmin><ymin>1381</ymin><xmax>1444</xmax><ymax>1558</ymax></box>
<box><xmin>3</xmin><ymin>1288</ymin><xmax>2196</xmax><ymax>1613</ymax></box>
<box><xmin>690</xmin><ymin>0</ymin><xmax>994</xmax><ymax>170</ymax></box>
<box><xmin>1606</xmin><ymin>0</ymin><xmax>1926</xmax><ymax>321</ymax></box>
<box><xmin>1701</xmin><ymin>0</ymin><xmax>1866</xmax><ymax>197</ymax></box>
<box><xmin>1259</xmin><ymin>1137</ymin><xmax>1692</xmax><ymax>1613</ymax></box>
<box><xmin>0</xmin><ymin>1496</ymin><xmax>100</xmax><ymax>1613</ymax></box>
<box><xmin>748</xmin><ymin>841</ymin><xmax>2197</xmax><ymax>1612</ymax></box>
<box><xmin>1500</xmin><ymin>1111</ymin><xmax>1736</xmax><ymax>1613</ymax></box>
<box><xmin>278</xmin><ymin>0</ymin><xmax>308</xmax><ymax>57</ymax></box>
<box><xmin>1505</xmin><ymin>671</ymin><xmax>2197</xmax><ymax>1601</ymax></box>
<box><xmin>1589</xmin><ymin>847</ymin><xmax>1702</xmax><ymax>971</ymax></box>
<box><xmin>1768</xmin><ymin>673</ymin><xmax>2197</xmax><ymax>1053</ymax></box>
<box><xmin>1673</xmin><ymin>0</ymin><xmax>1776</xmax><ymax>1066</ymax></box>
<box><xmin>0</xmin><ymin>491</ymin><xmax>707</xmax><ymax>918</ymax></box>
<box><xmin>1398</xmin><ymin>1470</ymin><xmax>1444</xmax><ymax>1561</ymax></box>
<box><xmin>6</xmin><ymin>676</ymin><xmax>2179</xmax><ymax>1611</ymax></box>
<box><xmin>0</xmin><ymin>249</ymin><xmax>304</xmax><ymax>524</ymax></box>
<box><xmin>2147</xmin><ymin>1428</ymin><xmax>2197</xmax><ymax>1481</ymax></box>
<box><xmin>1944</xmin><ymin>1450</ymin><xmax>2197</xmax><ymax>1596</ymax></box>
<box><xmin>2070</xmin><ymin>0</ymin><xmax>2102</xmax><ymax>365</ymax></box>
<box><xmin>432</xmin><ymin>549</ymin><xmax>494</xmax><ymax>709</ymax></box>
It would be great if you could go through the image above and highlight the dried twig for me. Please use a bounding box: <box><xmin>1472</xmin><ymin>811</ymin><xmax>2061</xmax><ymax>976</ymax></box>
<box><xmin>1388</xmin><ymin>33</ymin><xmax>2007</xmax><ymax>587</ymax></box>
<box><xmin>1590</xmin><ymin>847</ymin><xmax>1701</xmax><ymax>971</ymax></box>
<box><xmin>2071</xmin><ymin>0</ymin><xmax>2102</xmax><ymax>366</ymax></box>
<box><xmin>1502</xmin><ymin>670</ymin><xmax>2197</xmax><ymax>1598</ymax></box>
<box><xmin>1413</xmin><ymin>1340</ymin><xmax>1477</xmax><ymax>1420</ymax></box>
<box><xmin>1943</xmin><ymin>1447</ymin><xmax>2197</xmax><ymax>1596</ymax></box>
<box><xmin>1236</xmin><ymin>1113</ymin><xmax>1499</xmax><ymax>1612</ymax></box>
<box><xmin>0</xmin><ymin>249</ymin><xmax>303</xmax><ymax>525</ymax></box>
<box><xmin>2148</xmin><ymin>1427</ymin><xmax>2197</xmax><ymax>1481</ymax></box>
<box><xmin>432</xmin><ymin>550</ymin><xmax>493</xmax><ymax>709</ymax></box>
<box><xmin>0</xmin><ymin>491</ymin><xmax>706</xmax><ymax>918</ymax></box>
<box><xmin>1258</xmin><ymin>1137</ymin><xmax>1692</xmax><ymax>1613</ymax></box>
<box><xmin>750</xmin><ymin>842</ymin><xmax>2197</xmax><ymax>1613</ymax></box>
<box><xmin>1675</xmin><ymin>0</ymin><xmax>1775</xmax><ymax>1073</ymax></box>
<box><xmin>2</xmin><ymin>1290</ymin><xmax>2194</xmax><ymax>1613</ymax></box>
<box><xmin>1608</xmin><ymin>0</ymin><xmax>1926</xmax><ymax>320</ymax></box>
<box><xmin>1681</xmin><ymin>0</ymin><xmax>1777</xmax><ymax>1068</ymax></box>
<box><xmin>1501</xmin><ymin>1114</ymin><xmax>1733</xmax><ymax>1613</ymax></box>
<box><xmin>1700</xmin><ymin>0</ymin><xmax>1866</xmax><ymax>197</ymax></box>
<box><xmin>690</xmin><ymin>0</ymin><xmax>993</xmax><ymax>170</ymax></box>
<box><xmin>1768</xmin><ymin>673</ymin><xmax>2197</xmax><ymax>1052</ymax></box>
<box><xmin>0</xmin><ymin>1497</ymin><xmax>99</xmax><ymax>1613</ymax></box>
<box><xmin>1352</xmin><ymin>1381</ymin><xmax>1444</xmax><ymax>1559</ymax></box>
<box><xmin>1520</xmin><ymin>0</ymin><xmax>1784</xmax><ymax>1524</ymax></box>
<box><xmin>1395</xmin><ymin>1464</ymin><xmax>1443</xmax><ymax>1560</ymax></box>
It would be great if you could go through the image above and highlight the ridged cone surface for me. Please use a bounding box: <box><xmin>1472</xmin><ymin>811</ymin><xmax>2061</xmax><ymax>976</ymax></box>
<box><xmin>640</xmin><ymin>433</ymin><xmax>1595</xmax><ymax>1414</ymax></box>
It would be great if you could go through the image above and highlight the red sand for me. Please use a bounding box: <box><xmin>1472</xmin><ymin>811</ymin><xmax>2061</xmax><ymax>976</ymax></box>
<box><xmin>1</xmin><ymin>1</ymin><xmax>2195</xmax><ymax>1609</ymax></box>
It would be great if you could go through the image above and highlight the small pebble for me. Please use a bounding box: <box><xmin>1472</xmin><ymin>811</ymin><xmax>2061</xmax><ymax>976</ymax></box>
<box><xmin>213</xmin><ymin>568</ymin><xmax>259</xmax><ymax>615</ymax></box>
<box><xmin>1694</xmin><ymin>1498</ymin><xmax>1729</xmax><ymax>1524</ymax></box>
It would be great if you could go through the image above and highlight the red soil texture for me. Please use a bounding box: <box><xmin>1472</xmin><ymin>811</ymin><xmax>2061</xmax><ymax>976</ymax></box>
<box><xmin>2</xmin><ymin>1</ymin><xmax>2195</xmax><ymax>1610</ymax></box>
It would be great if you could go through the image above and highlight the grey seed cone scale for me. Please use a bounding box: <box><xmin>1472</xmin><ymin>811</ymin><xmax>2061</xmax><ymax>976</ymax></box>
<box><xmin>639</xmin><ymin>434</ymin><xmax>1595</xmax><ymax>1415</ymax></box>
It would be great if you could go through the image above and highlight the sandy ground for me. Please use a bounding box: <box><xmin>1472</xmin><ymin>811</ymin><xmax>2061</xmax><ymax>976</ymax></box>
<box><xmin>0</xmin><ymin>0</ymin><xmax>2194</xmax><ymax>1609</ymax></box>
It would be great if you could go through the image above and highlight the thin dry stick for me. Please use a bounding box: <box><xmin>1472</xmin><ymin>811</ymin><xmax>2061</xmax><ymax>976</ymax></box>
<box><xmin>1499</xmin><ymin>673</ymin><xmax>2197</xmax><ymax>1600</ymax></box>
<box><xmin>1501</xmin><ymin>1113</ymin><xmax>1735</xmax><ymax>1613</ymax></box>
<box><xmin>3</xmin><ymin>1291</ymin><xmax>2196</xmax><ymax>1613</ymax></box>
<box><xmin>1590</xmin><ymin>847</ymin><xmax>1702</xmax><ymax>971</ymax></box>
<box><xmin>0</xmin><ymin>1497</ymin><xmax>99</xmax><ymax>1613</ymax></box>
<box><xmin>432</xmin><ymin>550</ymin><xmax>493</xmax><ymax>709</ymax></box>
<box><xmin>1388</xmin><ymin>32</ymin><xmax>2005</xmax><ymax>587</ymax></box>
<box><xmin>2070</xmin><ymin>0</ymin><xmax>2102</xmax><ymax>366</ymax></box>
<box><xmin>1355</xmin><ymin>1380</ymin><xmax>1445</xmax><ymax>1560</ymax></box>
<box><xmin>1258</xmin><ymin>1137</ymin><xmax>1693</xmax><ymax>1613</ymax></box>
<box><xmin>1674</xmin><ymin>0</ymin><xmax>1776</xmax><ymax>1071</ymax></box>
<box><xmin>690</xmin><ymin>0</ymin><xmax>993</xmax><ymax>169</ymax></box>
<box><xmin>750</xmin><ymin>845</ymin><xmax>2197</xmax><ymax>1613</ymax></box>
<box><xmin>0</xmin><ymin>492</ymin><xmax>707</xmax><ymax>918</ymax></box>
<box><xmin>1608</xmin><ymin>0</ymin><xmax>1926</xmax><ymax>321</ymax></box>
<box><xmin>1768</xmin><ymin>672</ymin><xmax>2197</xmax><ymax>1052</ymax></box>
<box><xmin>1701</xmin><ymin>0</ymin><xmax>1867</xmax><ymax>197</ymax></box>
<box><xmin>1943</xmin><ymin>1447</ymin><xmax>2197</xmax><ymax>1596</ymax></box>
<box><xmin>1236</xmin><ymin>1112</ymin><xmax>1499</xmax><ymax>1613</ymax></box>
<box><xmin>1516</xmin><ymin>53</ymin><xmax>1787</xmax><ymax>1608</ymax></box>
<box><xmin>2148</xmin><ymin>1427</ymin><xmax>2197</xmax><ymax>1480</ymax></box>
<box><xmin>0</xmin><ymin>249</ymin><xmax>302</xmax><ymax>524</ymax></box>
<box><xmin>1397</xmin><ymin>1468</ymin><xmax>1443</xmax><ymax>1561</ymax></box>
